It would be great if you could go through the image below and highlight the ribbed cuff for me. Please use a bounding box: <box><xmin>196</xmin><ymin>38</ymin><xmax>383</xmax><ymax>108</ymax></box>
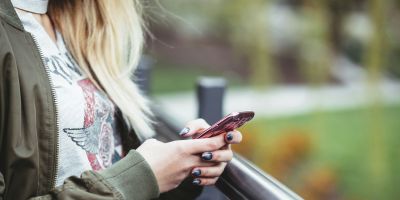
<box><xmin>99</xmin><ymin>150</ymin><xmax>160</xmax><ymax>200</ymax></box>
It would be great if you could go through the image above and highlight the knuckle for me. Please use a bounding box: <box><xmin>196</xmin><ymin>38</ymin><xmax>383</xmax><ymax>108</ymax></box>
<box><xmin>212</xmin><ymin>152</ymin><xmax>220</xmax><ymax>161</ymax></box>
<box><xmin>201</xmin><ymin>168</ymin><xmax>208</xmax><ymax>176</ymax></box>
<box><xmin>148</xmin><ymin>138</ymin><xmax>161</xmax><ymax>145</ymax></box>
<box><xmin>187</xmin><ymin>118</ymin><xmax>204</xmax><ymax>125</ymax></box>
<box><xmin>185</xmin><ymin>120</ymin><xmax>197</xmax><ymax>127</ymax></box>
<box><xmin>197</xmin><ymin>118</ymin><xmax>210</xmax><ymax>127</ymax></box>
<box><xmin>143</xmin><ymin>139</ymin><xmax>152</xmax><ymax>144</ymax></box>
<box><xmin>184</xmin><ymin>162</ymin><xmax>194</xmax><ymax>171</ymax></box>
<box><xmin>201</xmin><ymin>179</ymin><xmax>209</xmax><ymax>185</ymax></box>
<box><xmin>212</xmin><ymin>177</ymin><xmax>219</xmax><ymax>184</ymax></box>
<box><xmin>185</xmin><ymin>121</ymin><xmax>193</xmax><ymax>127</ymax></box>
<box><xmin>186</xmin><ymin>157</ymin><xmax>198</xmax><ymax>169</ymax></box>
<box><xmin>208</xmin><ymin>141</ymin><xmax>218</xmax><ymax>149</ymax></box>
<box><xmin>233</xmin><ymin>130</ymin><xmax>241</xmax><ymax>134</ymax></box>
<box><xmin>185</xmin><ymin>118</ymin><xmax>210</xmax><ymax>131</ymax></box>
<box><xmin>175</xmin><ymin>142</ymin><xmax>185</xmax><ymax>152</ymax></box>
<box><xmin>211</xmin><ymin>169</ymin><xmax>221</xmax><ymax>177</ymax></box>
<box><xmin>177</xmin><ymin>143</ymin><xmax>184</xmax><ymax>152</ymax></box>
<box><xmin>217</xmin><ymin>167</ymin><xmax>224</xmax><ymax>176</ymax></box>
<box><xmin>227</xmin><ymin>151</ymin><xmax>233</xmax><ymax>160</ymax></box>
<box><xmin>236</xmin><ymin>133</ymin><xmax>243</xmax><ymax>142</ymax></box>
<box><xmin>217</xmin><ymin>163</ymin><xmax>226</xmax><ymax>172</ymax></box>
<box><xmin>197</xmin><ymin>118</ymin><xmax>206</xmax><ymax>123</ymax></box>
<box><xmin>179</xmin><ymin>173</ymin><xmax>187</xmax><ymax>181</ymax></box>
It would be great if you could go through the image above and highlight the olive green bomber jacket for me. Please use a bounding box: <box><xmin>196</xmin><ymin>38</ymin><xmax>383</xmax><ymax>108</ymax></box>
<box><xmin>0</xmin><ymin>0</ymin><xmax>160</xmax><ymax>199</ymax></box>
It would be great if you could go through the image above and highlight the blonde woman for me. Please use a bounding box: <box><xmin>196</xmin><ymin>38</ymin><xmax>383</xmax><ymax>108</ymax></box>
<box><xmin>0</xmin><ymin>0</ymin><xmax>243</xmax><ymax>199</ymax></box>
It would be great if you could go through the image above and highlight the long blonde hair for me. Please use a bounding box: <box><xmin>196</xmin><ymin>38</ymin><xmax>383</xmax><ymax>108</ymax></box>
<box><xmin>48</xmin><ymin>0</ymin><xmax>154</xmax><ymax>140</ymax></box>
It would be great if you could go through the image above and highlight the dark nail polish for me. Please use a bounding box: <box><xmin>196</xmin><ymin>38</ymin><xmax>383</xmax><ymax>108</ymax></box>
<box><xmin>226</xmin><ymin>132</ymin><xmax>234</xmax><ymax>141</ymax></box>
<box><xmin>192</xmin><ymin>178</ymin><xmax>201</xmax><ymax>185</ymax></box>
<box><xmin>192</xmin><ymin>169</ymin><xmax>201</xmax><ymax>177</ymax></box>
<box><xmin>179</xmin><ymin>127</ymin><xmax>190</xmax><ymax>136</ymax></box>
<box><xmin>201</xmin><ymin>152</ymin><xmax>213</xmax><ymax>161</ymax></box>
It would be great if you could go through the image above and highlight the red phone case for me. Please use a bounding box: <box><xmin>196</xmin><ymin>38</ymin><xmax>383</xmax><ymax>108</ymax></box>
<box><xmin>194</xmin><ymin>111</ymin><xmax>255</xmax><ymax>139</ymax></box>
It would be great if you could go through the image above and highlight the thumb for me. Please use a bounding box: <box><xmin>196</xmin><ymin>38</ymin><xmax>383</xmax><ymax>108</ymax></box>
<box><xmin>179</xmin><ymin>118</ymin><xmax>210</xmax><ymax>138</ymax></box>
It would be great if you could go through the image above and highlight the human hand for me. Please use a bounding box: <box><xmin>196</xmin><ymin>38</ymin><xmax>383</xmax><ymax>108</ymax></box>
<box><xmin>179</xmin><ymin>119</ymin><xmax>243</xmax><ymax>186</ymax></box>
<box><xmin>136</xmin><ymin>126</ymin><xmax>231</xmax><ymax>193</ymax></box>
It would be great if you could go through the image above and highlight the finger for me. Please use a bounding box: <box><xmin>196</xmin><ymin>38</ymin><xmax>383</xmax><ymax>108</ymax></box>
<box><xmin>192</xmin><ymin>177</ymin><xmax>219</xmax><ymax>186</ymax></box>
<box><xmin>220</xmin><ymin>144</ymin><xmax>230</xmax><ymax>150</ymax></box>
<box><xmin>188</xmin><ymin>155</ymin><xmax>218</xmax><ymax>168</ymax></box>
<box><xmin>225</xmin><ymin>130</ymin><xmax>242</xmax><ymax>144</ymax></box>
<box><xmin>181</xmin><ymin>133</ymin><xmax>226</xmax><ymax>154</ymax></box>
<box><xmin>191</xmin><ymin>162</ymin><xmax>227</xmax><ymax>178</ymax></box>
<box><xmin>200</xmin><ymin>149</ymin><xmax>233</xmax><ymax>162</ymax></box>
<box><xmin>179</xmin><ymin>118</ymin><xmax>210</xmax><ymax>137</ymax></box>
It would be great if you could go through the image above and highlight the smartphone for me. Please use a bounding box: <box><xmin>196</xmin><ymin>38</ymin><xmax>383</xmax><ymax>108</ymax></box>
<box><xmin>194</xmin><ymin>111</ymin><xmax>255</xmax><ymax>139</ymax></box>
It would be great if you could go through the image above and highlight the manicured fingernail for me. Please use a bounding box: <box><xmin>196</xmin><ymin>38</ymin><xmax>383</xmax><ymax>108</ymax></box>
<box><xmin>192</xmin><ymin>169</ymin><xmax>201</xmax><ymax>177</ymax></box>
<box><xmin>179</xmin><ymin>127</ymin><xmax>190</xmax><ymax>136</ymax></box>
<box><xmin>226</xmin><ymin>132</ymin><xmax>234</xmax><ymax>141</ymax></box>
<box><xmin>201</xmin><ymin>152</ymin><xmax>213</xmax><ymax>161</ymax></box>
<box><xmin>192</xmin><ymin>178</ymin><xmax>201</xmax><ymax>185</ymax></box>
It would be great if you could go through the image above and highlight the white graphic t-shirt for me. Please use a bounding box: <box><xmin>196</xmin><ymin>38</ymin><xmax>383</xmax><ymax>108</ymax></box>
<box><xmin>16</xmin><ymin>11</ymin><xmax>124</xmax><ymax>186</ymax></box>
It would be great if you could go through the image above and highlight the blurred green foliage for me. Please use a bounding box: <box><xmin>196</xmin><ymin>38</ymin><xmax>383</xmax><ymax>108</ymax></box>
<box><xmin>236</xmin><ymin>104</ymin><xmax>400</xmax><ymax>200</ymax></box>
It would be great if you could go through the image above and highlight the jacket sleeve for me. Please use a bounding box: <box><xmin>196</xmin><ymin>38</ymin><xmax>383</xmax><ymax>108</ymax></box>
<box><xmin>29</xmin><ymin>150</ymin><xmax>160</xmax><ymax>200</ymax></box>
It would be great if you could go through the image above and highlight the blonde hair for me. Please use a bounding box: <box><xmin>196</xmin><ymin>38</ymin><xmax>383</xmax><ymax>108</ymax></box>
<box><xmin>48</xmin><ymin>0</ymin><xmax>154</xmax><ymax>140</ymax></box>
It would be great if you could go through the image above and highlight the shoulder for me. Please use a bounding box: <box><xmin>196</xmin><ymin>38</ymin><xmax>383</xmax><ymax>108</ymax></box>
<box><xmin>0</xmin><ymin>0</ymin><xmax>25</xmax><ymax>31</ymax></box>
<box><xmin>0</xmin><ymin>13</ymin><xmax>26</xmax><ymax>63</ymax></box>
<box><xmin>0</xmin><ymin>16</ymin><xmax>19</xmax><ymax>78</ymax></box>
<box><xmin>0</xmin><ymin>18</ymin><xmax>13</xmax><ymax>64</ymax></box>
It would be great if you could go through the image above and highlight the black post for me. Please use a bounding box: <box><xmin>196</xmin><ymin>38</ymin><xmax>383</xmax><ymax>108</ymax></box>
<box><xmin>196</xmin><ymin>77</ymin><xmax>226</xmax><ymax>124</ymax></box>
<box><xmin>196</xmin><ymin>77</ymin><xmax>228</xmax><ymax>200</ymax></box>
<box><xmin>134</xmin><ymin>55</ymin><xmax>155</xmax><ymax>96</ymax></box>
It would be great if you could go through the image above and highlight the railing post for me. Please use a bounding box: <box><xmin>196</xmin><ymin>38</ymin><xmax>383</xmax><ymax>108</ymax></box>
<box><xmin>196</xmin><ymin>77</ymin><xmax>229</xmax><ymax>200</ymax></box>
<box><xmin>196</xmin><ymin>77</ymin><xmax>226</xmax><ymax>124</ymax></box>
<box><xmin>134</xmin><ymin>55</ymin><xmax>154</xmax><ymax>96</ymax></box>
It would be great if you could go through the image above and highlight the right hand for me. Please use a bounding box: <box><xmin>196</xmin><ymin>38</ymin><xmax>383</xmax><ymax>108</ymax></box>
<box><xmin>136</xmin><ymin>135</ymin><xmax>227</xmax><ymax>193</ymax></box>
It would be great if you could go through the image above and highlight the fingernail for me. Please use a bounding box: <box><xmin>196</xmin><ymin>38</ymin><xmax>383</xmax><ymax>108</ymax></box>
<box><xmin>192</xmin><ymin>178</ymin><xmax>201</xmax><ymax>185</ymax></box>
<box><xmin>179</xmin><ymin>127</ymin><xmax>190</xmax><ymax>136</ymax></box>
<box><xmin>226</xmin><ymin>132</ymin><xmax>234</xmax><ymax>141</ymax></box>
<box><xmin>201</xmin><ymin>152</ymin><xmax>213</xmax><ymax>161</ymax></box>
<box><xmin>192</xmin><ymin>169</ymin><xmax>201</xmax><ymax>177</ymax></box>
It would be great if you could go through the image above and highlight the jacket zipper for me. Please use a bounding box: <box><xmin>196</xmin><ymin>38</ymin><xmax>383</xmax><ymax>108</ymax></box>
<box><xmin>30</xmin><ymin>33</ymin><xmax>60</xmax><ymax>190</ymax></box>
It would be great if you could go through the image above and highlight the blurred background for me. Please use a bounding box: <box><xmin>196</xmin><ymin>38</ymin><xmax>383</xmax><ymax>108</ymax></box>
<box><xmin>142</xmin><ymin>0</ymin><xmax>400</xmax><ymax>199</ymax></box>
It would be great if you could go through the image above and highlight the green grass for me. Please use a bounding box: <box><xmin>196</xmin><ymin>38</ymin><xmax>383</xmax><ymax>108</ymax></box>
<box><xmin>241</xmin><ymin>104</ymin><xmax>400</xmax><ymax>199</ymax></box>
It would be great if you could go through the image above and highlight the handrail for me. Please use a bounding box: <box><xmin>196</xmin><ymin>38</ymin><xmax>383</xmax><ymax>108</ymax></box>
<box><xmin>152</xmin><ymin>107</ymin><xmax>303</xmax><ymax>200</ymax></box>
<box><xmin>220</xmin><ymin>155</ymin><xmax>303</xmax><ymax>200</ymax></box>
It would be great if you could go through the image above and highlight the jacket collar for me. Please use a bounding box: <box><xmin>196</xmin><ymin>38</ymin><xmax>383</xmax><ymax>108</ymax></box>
<box><xmin>0</xmin><ymin>0</ymin><xmax>24</xmax><ymax>30</ymax></box>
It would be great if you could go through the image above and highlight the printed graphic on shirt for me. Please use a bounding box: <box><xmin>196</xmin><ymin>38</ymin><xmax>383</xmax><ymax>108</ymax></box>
<box><xmin>44</xmin><ymin>52</ymin><xmax>82</xmax><ymax>85</ymax></box>
<box><xmin>63</xmin><ymin>79</ymin><xmax>122</xmax><ymax>171</ymax></box>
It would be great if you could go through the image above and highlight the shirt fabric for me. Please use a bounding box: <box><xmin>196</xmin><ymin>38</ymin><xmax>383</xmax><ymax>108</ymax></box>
<box><xmin>14</xmin><ymin>10</ymin><xmax>123</xmax><ymax>187</ymax></box>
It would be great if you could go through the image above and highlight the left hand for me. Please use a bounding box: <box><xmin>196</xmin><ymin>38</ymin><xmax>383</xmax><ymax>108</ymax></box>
<box><xmin>179</xmin><ymin>118</ymin><xmax>243</xmax><ymax>186</ymax></box>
